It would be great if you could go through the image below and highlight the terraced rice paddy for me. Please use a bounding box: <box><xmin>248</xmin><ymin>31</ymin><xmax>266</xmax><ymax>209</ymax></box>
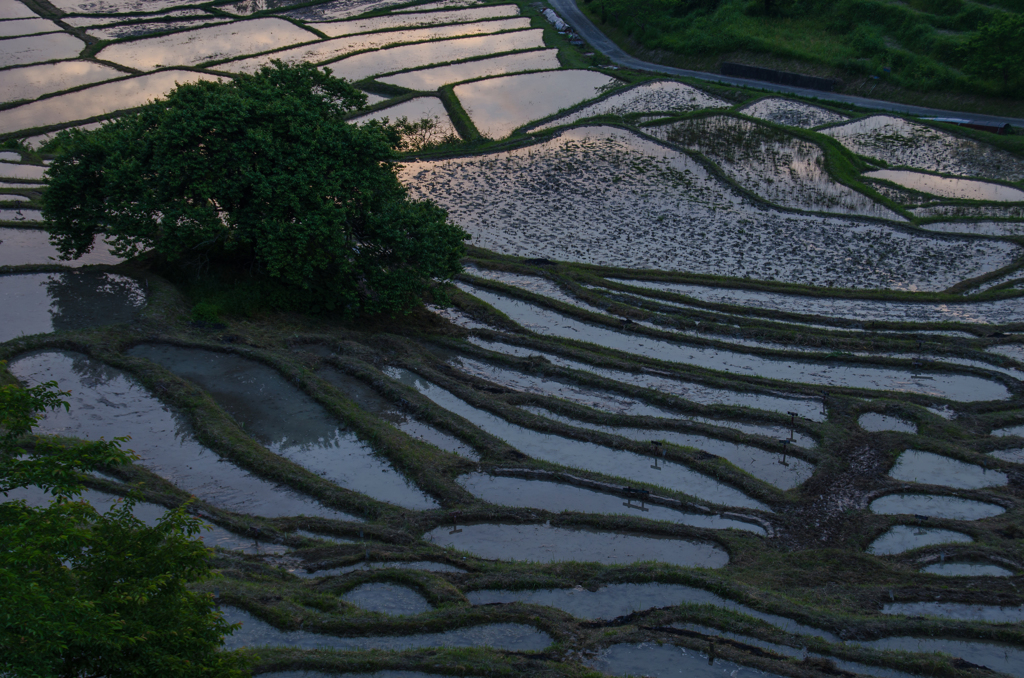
<box><xmin>647</xmin><ymin>116</ymin><xmax>902</xmax><ymax>219</ymax></box>
<box><xmin>379</xmin><ymin>49</ymin><xmax>559</xmax><ymax>90</ymax></box>
<box><xmin>351</xmin><ymin>96</ymin><xmax>459</xmax><ymax>147</ymax></box>
<box><xmin>739</xmin><ymin>97</ymin><xmax>848</xmax><ymax>128</ymax></box>
<box><xmin>865</xmin><ymin>169</ymin><xmax>1024</xmax><ymax>203</ymax></box>
<box><xmin>2</xmin><ymin>0</ymin><xmax>1023</xmax><ymax>675</ymax></box>
<box><xmin>0</xmin><ymin>61</ymin><xmax>123</xmax><ymax>104</ymax></box>
<box><xmin>310</xmin><ymin>4</ymin><xmax>520</xmax><ymax>35</ymax></box>
<box><xmin>533</xmin><ymin>80</ymin><xmax>729</xmax><ymax>131</ymax></box>
<box><xmin>453</xmin><ymin>70</ymin><xmax>618</xmax><ymax>138</ymax></box>
<box><xmin>821</xmin><ymin>115</ymin><xmax>1024</xmax><ymax>182</ymax></box>
<box><xmin>401</xmin><ymin>127</ymin><xmax>1016</xmax><ymax>288</ymax></box>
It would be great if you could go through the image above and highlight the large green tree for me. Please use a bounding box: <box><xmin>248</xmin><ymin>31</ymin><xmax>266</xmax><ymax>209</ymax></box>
<box><xmin>0</xmin><ymin>370</ymin><xmax>248</xmax><ymax>677</ymax></box>
<box><xmin>42</xmin><ymin>62</ymin><xmax>468</xmax><ymax>316</ymax></box>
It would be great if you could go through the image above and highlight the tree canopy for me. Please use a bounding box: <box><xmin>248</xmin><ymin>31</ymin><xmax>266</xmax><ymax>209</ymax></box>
<box><xmin>42</xmin><ymin>62</ymin><xmax>469</xmax><ymax>316</ymax></box>
<box><xmin>962</xmin><ymin>14</ymin><xmax>1024</xmax><ymax>92</ymax></box>
<box><xmin>0</xmin><ymin>370</ymin><xmax>247</xmax><ymax>677</ymax></box>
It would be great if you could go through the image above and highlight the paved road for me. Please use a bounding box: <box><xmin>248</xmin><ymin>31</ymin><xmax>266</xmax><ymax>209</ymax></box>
<box><xmin>549</xmin><ymin>0</ymin><xmax>1024</xmax><ymax>127</ymax></box>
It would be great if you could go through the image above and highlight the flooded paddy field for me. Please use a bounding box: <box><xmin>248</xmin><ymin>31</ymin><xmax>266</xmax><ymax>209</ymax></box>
<box><xmin>865</xmin><ymin>169</ymin><xmax>1024</xmax><ymax>203</ymax></box>
<box><xmin>401</xmin><ymin>127</ymin><xmax>1016</xmax><ymax>289</ymax></box>
<box><xmin>456</xmin><ymin>282</ymin><xmax>1010</xmax><ymax>401</ymax></box>
<box><xmin>379</xmin><ymin>49</ymin><xmax>560</xmax><ymax>90</ymax></box>
<box><xmin>647</xmin><ymin>116</ymin><xmax>901</xmax><ymax>219</ymax></box>
<box><xmin>0</xmin><ymin>227</ymin><xmax>121</xmax><ymax>266</ymax></box>
<box><xmin>533</xmin><ymin>80</ymin><xmax>730</xmax><ymax>131</ymax></box>
<box><xmin>3</xmin><ymin>0</ymin><xmax>1024</xmax><ymax>675</ymax></box>
<box><xmin>820</xmin><ymin>115</ymin><xmax>1024</xmax><ymax>182</ymax></box>
<box><xmin>351</xmin><ymin>96</ymin><xmax>459</xmax><ymax>147</ymax></box>
<box><xmin>739</xmin><ymin>97</ymin><xmax>849</xmax><ymax>128</ymax></box>
<box><xmin>616</xmin><ymin>278</ymin><xmax>1024</xmax><ymax>326</ymax></box>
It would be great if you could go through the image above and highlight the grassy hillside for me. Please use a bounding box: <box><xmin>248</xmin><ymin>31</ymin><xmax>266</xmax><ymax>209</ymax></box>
<box><xmin>578</xmin><ymin>0</ymin><xmax>1024</xmax><ymax>115</ymax></box>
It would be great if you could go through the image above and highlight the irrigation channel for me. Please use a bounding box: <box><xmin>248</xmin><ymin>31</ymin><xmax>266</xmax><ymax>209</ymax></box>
<box><xmin>1</xmin><ymin>0</ymin><xmax>1023</xmax><ymax>676</ymax></box>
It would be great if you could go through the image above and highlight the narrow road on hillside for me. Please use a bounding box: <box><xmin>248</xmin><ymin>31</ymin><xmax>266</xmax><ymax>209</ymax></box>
<box><xmin>549</xmin><ymin>0</ymin><xmax>1024</xmax><ymax>127</ymax></box>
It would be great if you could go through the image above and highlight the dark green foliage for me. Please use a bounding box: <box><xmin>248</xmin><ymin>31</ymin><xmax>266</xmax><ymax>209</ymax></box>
<box><xmin>43</xmin><ymin>62</ymin><xmax>469</xmax><ymax>317</ymax></box>
<box><xmin>0</xmin><ymin>371</ymin><xmax>248</xmax><ymax>678</ymax></box>
<box><xmin>961</xmin><ymin>13</ymin><xmax>1024</xmax><ymax>91</ymax></box>
<box><xmin>587</xmin><ymin>0</ymin><xmax>1021</xmax><ymax>98</ymax></box>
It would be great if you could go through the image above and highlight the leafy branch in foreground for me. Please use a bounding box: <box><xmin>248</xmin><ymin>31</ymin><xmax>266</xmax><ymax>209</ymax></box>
<box><xmin>0</xmin><ymin>367</ymin><xmax>248</xmax><ymax>678</ymax></box>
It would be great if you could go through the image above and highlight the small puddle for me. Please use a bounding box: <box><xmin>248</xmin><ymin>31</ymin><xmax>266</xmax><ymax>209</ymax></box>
<box><xmin>739</xmin><ymin>97</ymin><xmax>849</xmax><ymax>128</ymax></box>
<box><xmin>6</xmin><ymin>485</ymin><xmax>285</xmax><ymax>554</ymax></box>
<box><xmin>0</xmin><ymin>227</ymin><xmax>122</xmax><ymax>267</ymax></box>
<box><xmin>0</xmin><ymin>70</ymin><xmax>225</xmax><ymax>136</ymax></box>
<box><xmin>424</xmin><ymin>522</ymin><xmax>729</xmax><ymax>568</ymax></box>
<box><xmin>318</xmin><ymin>365</ymin><xmax>477</xmax><ymax>460</ymax></box>
<box><xmin>9</xmin><ymin>351</ymin><xmax>360</xmax><ymax>521</ymax></box>
<box><xmin>882</xmin><ymin>601</ymin><xmax>1024</xmax><ymax>623</ymax></box>
<box><xmin>96</xmin><ymin>18</ymin><xmax>316</xmax><ymax>71</ymax></box>
<box><xmin>469</xmin><ymin>337</ymin><xmax>824</xmax><ymax>423</ymax></box>
<box><xmin>865</xmin><ymin>169</ymin><xmax>1024</xmax><ymax>203</ymax></box>
<box><xmin>522</xmin><ymin>406</ymin><xmax>812</xmax><ymax>491</ymax></box>
<box><xmin>534</xmin><ymin>80</ymin><xmax>728</xmax><ymax>131</ymax></box>
<box><xmin>585</xmin><ymin>641</ymin><xmax>786</xmax><ymax>678</ymax></box>
<box><xmin>869</xmin><ymin>494</ymin><xmax>1005</xmax><ymax>520</ymax></box>
<box><xmin>470</xmin><ymin>582</ymin><xmax>757</xmax><ymax>620</ymax></box>
<box><xmin>0</xmin><ymin>272</ymin><xmax>145</xmax><ymax>343</ymax></box>
<box><xmin>866</xmin><ymin>525</ymin><xmax>972</xmax><ymax>555</ymax></box>
<box><xmin>459</xmin><ymin>284</ymin><xmax>1008</xmax><ymax>402</ymax></box>
<box><xmin>457</xmin><ymin>473</ymin><xmax>766</xmax><ymax>534</ymax></box>
<box><xmin>385</xmin><ymin>367</ymin><xmax>768</xmax><ymax>510</ymax></box>
<box><xmin>858</xmin><ymin>413</ymin><xmax>916</xmax><ymax>433</ymax></box>
<box><xmin>219</xmin><ymin>605</ymin><xmax>552</xmax><ymax>650</ymax></box>
<box><xmin>888</xmin><ymin>450</ymin><xmax>1007</xmax><ymax>489</ymax></box>
<box><xmin>292</xmin><ymin>560</ymin><xmax>465</xmax><ymax>579</ymax></box>
<box><xmin>379</xmin><ymin>49</ymin><xmax>559</xmax><ymax>90</ymax></box>
<box><xmin>127</xmin><ymin>345</ymin><xmax>438</xmax><ymax>510</ymax></box>
<box><xmin>921</xmin><ymin>562</ymin><xmax>1013</xmax><ymax>577</ymax></box>
<box><xmin>453</xmin><ymin>70</ymin><xmax>618</xmax><ymax>139</ymax></box>
<box><xmin>862</xmin><ymin>636</ymin><xmax>1024</xmax><ymax>676</ymax></box>
<box><xmin>342</xmin><ymin>582</ymin><xmax>432</xmax><ymax>616</ymax></box>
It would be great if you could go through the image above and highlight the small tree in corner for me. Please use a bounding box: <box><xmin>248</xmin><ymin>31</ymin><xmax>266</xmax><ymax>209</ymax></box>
<box><xmin>0</xmin><ymin>370</ymin><xmax>248</xmax><ymax>677</ymax></box>
<box><xmin>43</xmin><ymin>62</ymin><xmax>469</xmax><ymax>317</ymax></box>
